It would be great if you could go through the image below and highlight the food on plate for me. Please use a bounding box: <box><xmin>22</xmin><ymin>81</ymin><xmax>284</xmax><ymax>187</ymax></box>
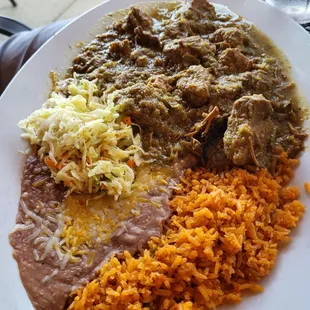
<box><xmin>18</xmin><ymin>78</ymin><xmax>144</xmax><ymax>198</ymax></box>
<box><xmin>69</xmin><ymin>154</ymin><xmax>304</xmax><ymax>310</ymax></box>
<box><xmin>9</xmin><ymin>0</ymin><xmax>307</xmax><ymax>309</ymax></box>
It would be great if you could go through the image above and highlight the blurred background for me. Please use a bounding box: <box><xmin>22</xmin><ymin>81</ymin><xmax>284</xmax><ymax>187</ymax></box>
<box><xmin>0</xmin><ymin>0</ymin><xmax>104</xmax><ymax>40</ymax></box>
<box><xmin>2</xmin><ymin>0</ymin><xmax>310</xmax><ymax>29</ymax></box>
<box><xmin>265</xmin><ymin>0</ymin><xmax>310</xmax><ymax>24</ymax></box>
<box><xmin>1</xmin><ymin>0</ymin><xmax>310</xmax><ymax>42</ymax></box>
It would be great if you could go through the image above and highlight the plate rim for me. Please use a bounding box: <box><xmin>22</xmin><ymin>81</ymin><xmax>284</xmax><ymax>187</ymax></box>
<box><xmin>1</xmin><ymin>0</ymin><xmax>310</xmax><ymax>309</ymax></box>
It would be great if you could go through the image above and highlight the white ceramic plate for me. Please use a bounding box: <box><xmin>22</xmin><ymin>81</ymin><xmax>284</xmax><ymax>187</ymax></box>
<box><xmin>1</xmin><ymin>0</ymin><xmax>310</xmax><ymax>309</ymax></box>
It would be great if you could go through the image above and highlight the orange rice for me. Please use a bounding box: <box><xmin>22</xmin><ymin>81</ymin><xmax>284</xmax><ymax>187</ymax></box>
<box><xmin>304</xmin><ymin>182</ymin><xmax>310</xmax><ymax>194</ymax></box>
<box><xmin>69</xmin><ymin>153</ymin><xmax>305</xmax><ymax>310</ymax></box>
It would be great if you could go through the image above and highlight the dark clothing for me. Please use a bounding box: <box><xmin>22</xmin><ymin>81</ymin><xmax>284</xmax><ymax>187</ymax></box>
<box><xmin>0</xmin><ymin>20</ymin><xmax>68</xmax><ymax>94</ymax></box>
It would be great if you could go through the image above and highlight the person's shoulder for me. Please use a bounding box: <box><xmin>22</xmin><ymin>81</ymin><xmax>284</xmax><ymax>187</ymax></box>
<box><xmin>0</xmin><ymin>20</ymin><xmax>69</xmax><ymax>94</ymax></box>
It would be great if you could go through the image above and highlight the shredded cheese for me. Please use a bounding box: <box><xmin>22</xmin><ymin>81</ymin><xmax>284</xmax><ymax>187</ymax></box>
<box><xmin>61</xmin><ymin>194</ymin><xmax>134</xmax><ymax>250</ymax></box>
<box><xmin>14</xmin><ymin>200</ymin><xmax>79</xmax><ymax>268</ymax></box>
<box><xmin>11</xmin><ymin>166</ymin><xmax>174</xmax><ymax>271</ymax></box>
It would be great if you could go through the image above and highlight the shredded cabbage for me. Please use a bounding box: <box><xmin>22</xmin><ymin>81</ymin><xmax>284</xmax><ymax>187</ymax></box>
<box><xmin>19</xmin><ymin>78</ymin><xmax>143</xmax><ymax>199</ymax></box>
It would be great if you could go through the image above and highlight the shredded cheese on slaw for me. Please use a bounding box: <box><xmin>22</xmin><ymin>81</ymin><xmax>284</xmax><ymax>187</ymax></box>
<box><xmin>19</xmin><ymin>78</ymin><xmax>143</xmax><ymax>199</ymax></box>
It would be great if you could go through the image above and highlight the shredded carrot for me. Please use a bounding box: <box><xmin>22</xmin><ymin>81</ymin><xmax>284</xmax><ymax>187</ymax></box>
<box><xmin>61</xmin><ymin>152</ymin><xmax>68</xmax><ymax>159</ymax></box>
<box><xmin>127</xmin><ymin>159</ymin><xmax>135</xmax><ymax>168</ymax></box>
<box><xmin>58</xmin><ymin>163</ymin><xmax>65</xmax><ymax>170</ymax></box>
<box><xmin>44</xmin><ymin>157</ymin><xmax>58</xmax><ymax>170</ymax></box>
<box><xmin>123</xmin><ymin>116</ymin><xmax>132</xmax><ymax>125</ymax></box>
<box><xmin>44</xmin><ymin>156</ymin><xmax>65</xmax><ymax>170</ymax></box>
